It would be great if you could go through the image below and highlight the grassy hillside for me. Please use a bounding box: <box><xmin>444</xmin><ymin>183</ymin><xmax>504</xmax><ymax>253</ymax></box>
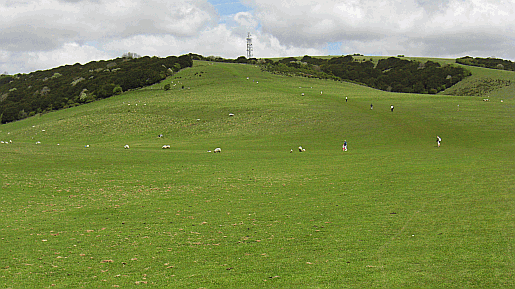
<box><xmin>1</xmin><ymin>60</ymin><xmax>514</xmax><ymax>288</ymax></box>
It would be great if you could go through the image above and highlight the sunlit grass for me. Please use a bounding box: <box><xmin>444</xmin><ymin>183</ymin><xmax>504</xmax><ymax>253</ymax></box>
<box><xmin>1</xmin><ymin>60</ymin><xmax>514</xmax><ymax>288</ymax></box>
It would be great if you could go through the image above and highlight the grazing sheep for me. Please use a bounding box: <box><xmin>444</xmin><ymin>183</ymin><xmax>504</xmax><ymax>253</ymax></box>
<box><xmin>85</xmin><ymin>145</ymin><xmax>89</xmax><ymax>148</ymax></box>
<box><xmin>158</xmin><ymin>134</ymin><xmax>163</xmax><ymax>138</ymax></box>
<box><xmin>36</xmin><ymin>141</ymin><xmax>41</xmax><ymax>145</ymax></box>
<box><xmin>298</xmin><ymin>146</ymin><xmax>305</xmax><ymax>152</ymax></box>
<box><xmin>229</xmin><ymin>113</ymin><xmax>234</xmax><ymax>117</ymax></box>
<box><xmin>162</xmin><ymin>145</ymin><xmax>170</xmax><ymax>149</ymax></box>
<box><xmin>483</xmin><ymin>99</ymin><xmax>489</xmax><ymax>102</ymax></box>
<box><xmin>214</xmin><ymin>147</ymin><xmax>221</xmax><ymax>153</ymax></box>
<box><xmin>290</xmin><ymin>149</ymin><xmax>293</xmax><ymax>153</ymax></box>
<box><xmin>124</xmin><ymin>145</ymin><xmax>130</xmax><ymax>149</ymax></box>
<box><xmin>301</xmin><ymin>93</ymin><xmax>305</xmax><ymax>96</ymax></box>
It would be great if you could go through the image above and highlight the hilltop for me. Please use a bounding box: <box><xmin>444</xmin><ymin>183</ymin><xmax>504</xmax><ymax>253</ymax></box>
<box><xmin>3</xmin><ymin>54</ymin><xmax>515</xmax><ymax>125</ymax></box>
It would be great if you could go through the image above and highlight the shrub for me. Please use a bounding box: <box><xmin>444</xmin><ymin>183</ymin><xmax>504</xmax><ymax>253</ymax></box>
<box><xmin>113</xmin><ymin>85</ymin><xmax>123</xmax><ymax>95</ymax></box>
<box><xmin>79</xmin><ymin>89</ymin><xmax>88</xmax><ymax>101</ymax></box>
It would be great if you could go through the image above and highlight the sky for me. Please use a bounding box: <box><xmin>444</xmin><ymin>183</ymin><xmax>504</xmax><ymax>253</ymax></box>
<box><xmin>1</xmin><ymin>0</ymin><xmax>515</xmax><ymax>74</ymax></box>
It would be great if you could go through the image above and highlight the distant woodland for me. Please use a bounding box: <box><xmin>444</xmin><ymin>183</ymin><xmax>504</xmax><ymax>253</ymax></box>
<box><xmin>456</xmin><ymin>56</ymin><xmax>515</xmax><ymax>71</ymax></box>
<box><xmin>260</xmin><ymin>55</ymin><xmax>471</xmax><ymax>94</ymax></box>
<box><xmin>0</xmin><ymin>54</ymin><xmax>192</xmax><ymax>123</ymax></box>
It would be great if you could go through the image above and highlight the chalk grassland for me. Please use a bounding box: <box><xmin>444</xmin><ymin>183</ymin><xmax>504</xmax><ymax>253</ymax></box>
<box><xmin>0</xmin><ymin>61</ymin><xmax>514</xmax><ymax>288</ymax></box>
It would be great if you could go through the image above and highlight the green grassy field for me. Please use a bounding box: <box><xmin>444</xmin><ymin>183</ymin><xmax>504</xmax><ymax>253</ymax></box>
<box><xmin>1</xmin><ymin>60</ymin><xmax>514</xmax><ymax>288</ymax></box>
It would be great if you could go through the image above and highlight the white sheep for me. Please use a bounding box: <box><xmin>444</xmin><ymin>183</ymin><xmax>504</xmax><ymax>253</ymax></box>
<box><xmin>298</xmin><ymin>146</ymin><xmax>305</xmax><ymax>152</ymax></box>
<box><xmin>214</xmin><ymin>147</ymin><xmax>221</xmax><ymax>153</ymax></box>
<box><xmin>124</xmin><ymin>145</ymin><xmax>130</xmax><ymax>149</ymax></box>
<box><xmin>162</xmin><ymin>145</ymin><xmax>170</xmax><ymax>149</ymax></box>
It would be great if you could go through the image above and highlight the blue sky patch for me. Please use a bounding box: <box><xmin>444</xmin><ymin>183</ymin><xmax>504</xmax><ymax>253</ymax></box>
<box><xmin>207</xmin><ymin>0</ymin><xmax>250</xmax><ymax>16</ymax></box>
<box><xmin>324</xmin><ymin>42</ymin><xmax>342</xmax><ymax>56</ymax></box>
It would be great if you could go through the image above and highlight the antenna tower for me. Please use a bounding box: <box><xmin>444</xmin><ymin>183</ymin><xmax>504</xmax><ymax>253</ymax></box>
<box><xmin>246</xmin><ymin>32</ymin><xmax>253</xmax><ymax>59</ymax></box>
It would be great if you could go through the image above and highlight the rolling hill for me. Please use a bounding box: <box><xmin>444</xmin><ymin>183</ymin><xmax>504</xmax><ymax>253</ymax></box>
<box><xmin>0</xmin><ymin>59</ymin><xmax>514</xmax><ymax>288</ymax></box>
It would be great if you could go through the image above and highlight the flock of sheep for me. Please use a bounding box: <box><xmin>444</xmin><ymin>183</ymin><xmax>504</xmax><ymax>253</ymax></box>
<box><xmin>14</xmin><ymin>78</ymin><xmax>314</xmax><ymax>153</ymax></box>
<box><xmin>25</xmin><ymin>140</ymin><xmax>305</xmax><ymax>155</ymax></box>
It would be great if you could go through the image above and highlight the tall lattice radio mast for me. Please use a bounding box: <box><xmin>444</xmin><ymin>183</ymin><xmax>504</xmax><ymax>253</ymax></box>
<box><xmin>246</xmin><ymin>32</ymin><xmax>253</xmax><ymax>59</ymax></box>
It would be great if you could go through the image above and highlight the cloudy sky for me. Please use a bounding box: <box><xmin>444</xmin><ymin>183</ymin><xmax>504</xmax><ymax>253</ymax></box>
<box><xmin>1</xmin><ymin>0</ymin><xmax>514</xmax><ymax>74</ymax></box>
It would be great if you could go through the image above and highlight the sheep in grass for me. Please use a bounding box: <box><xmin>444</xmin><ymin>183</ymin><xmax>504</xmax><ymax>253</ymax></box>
<box><xmin>124</xmin><ymin>145</ymin><xmax>130</xmax><ymax>149</ymax></box>
<box><xmin>162</xmin><ymin>145</ymin><xmax>170</xmax><ymax>149</ymax></box>
<box><xmin>214</xmin><ymin>147</ymin><xmax>221</xmax><ymax>153</ymax></box>
<box><xmin>298</xmin><ymin>146</ymin><xmax>305</xmax><ymax>152</ymax></box>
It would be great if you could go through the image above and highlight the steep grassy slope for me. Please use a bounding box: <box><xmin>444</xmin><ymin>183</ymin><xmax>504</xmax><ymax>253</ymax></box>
<box><xmin>0</xmin><ymin>61</ymin><xmax>514</xmax><ymax>288</ymax></box>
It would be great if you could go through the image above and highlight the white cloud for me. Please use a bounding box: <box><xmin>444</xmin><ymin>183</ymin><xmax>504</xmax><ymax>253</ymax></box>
<box><xmin>247</xmin><ymin>0</ymin><xmax>515</xmax><ymax>57</ymax></box>
<box><xmin>0</xmin><ymin>0</ymin><xmax>218</xmax><ymax>52</ymax></box>
<box><xmin>0</xmin><ymin>43</ymin><xmax>110</xmax><ymax>74</ymax></box>
<box><xmin>234</xmin><ymin>12</ymin><xmax>258</xmax><ymax>28</ymax></box>
<box><xmin>27</xmin><ymin>42</ymin><xmax>111</xmax><ymax>68</ymax></box>
<box><xmin>2</xmin><ymin>0</ymin><xmax>515</xmax><ymax>74</ymax></box>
